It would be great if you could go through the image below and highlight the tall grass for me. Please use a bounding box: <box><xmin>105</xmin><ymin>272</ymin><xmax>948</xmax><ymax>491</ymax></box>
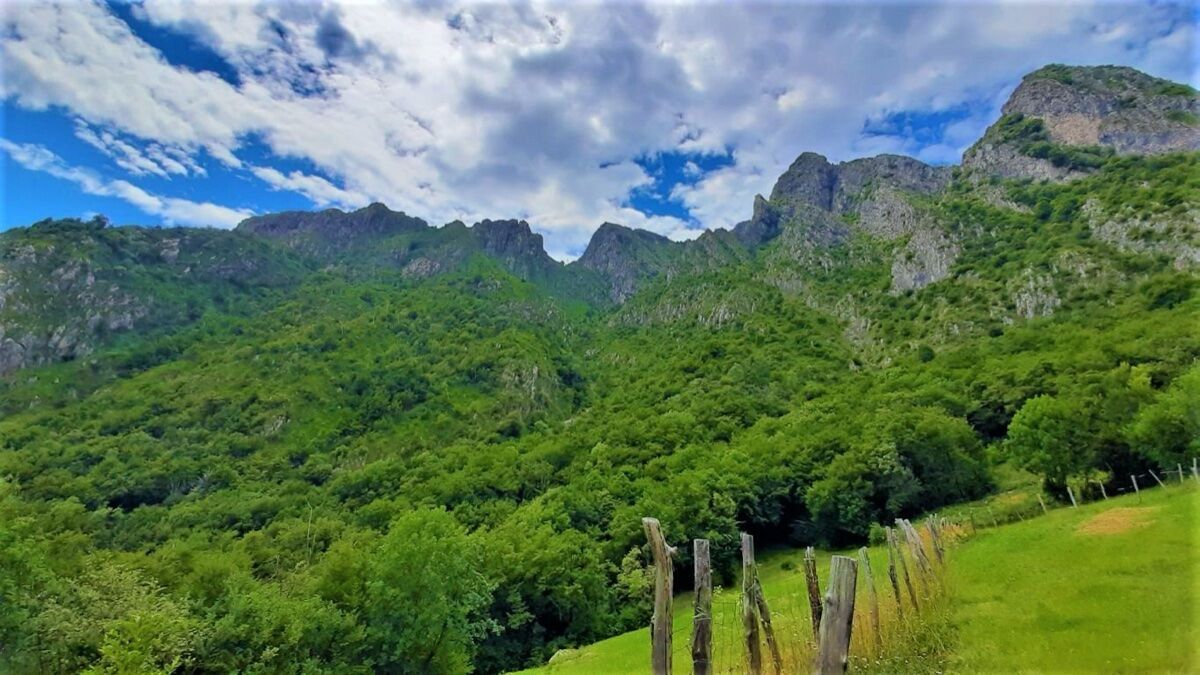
<box><xmin>520</xmin><ymin>481</ymin><xmax>1198</xmax><ymax>674</ymax></box>
<box><xmin>523</xmin><ymin>524</ymin><xmax>962</xmax><ymax>674</ymax></box>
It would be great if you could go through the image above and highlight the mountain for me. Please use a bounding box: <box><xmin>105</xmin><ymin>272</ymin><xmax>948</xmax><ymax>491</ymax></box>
<box><xmin>1</xmin><ymin>64</ymin><xmax>1198</xmax><ymax>675</ymax></box>
<box><xmin>5</xmin><ymin>65</ymin><xmax>1184</xmax><ymax>378</ymax></box>
<box><xmin>963</xmin><ymin>65</ymin><xmax>1199</xmax><ymax>180</ymax></box>
<box><xmin>0</xmin><ymin>217</ymin><xmax>306</xmax><ymax>375</ymax></box>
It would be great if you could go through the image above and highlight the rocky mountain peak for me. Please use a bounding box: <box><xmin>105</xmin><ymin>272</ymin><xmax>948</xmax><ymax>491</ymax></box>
<box><xmin>769</xmin><ymin>151</ymin><xmax>838</xmax><ymax>210</ymax></box>
<box><xmin>237</xmin><ymin>203</ymin><xmax>428</xmax><ymax>259</ymax></box>
<box><xmin>963</xmin><ymin>64</ymin><xmax>1199</xmax><ymax>180</ymax></box>
<box><xmin>575</xmin><ymin>222</ymin><xmax>676</xmax><ymax>303</ymax></box>
<box><xmin>471</xmin><ymin>219</ymin><xmax>559</xmax><ymax>270</ymax></box>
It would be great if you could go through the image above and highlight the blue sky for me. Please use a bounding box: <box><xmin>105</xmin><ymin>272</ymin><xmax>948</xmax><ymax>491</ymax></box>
<box><xmin>2</xmin><ymin>1</ymin><xmax>1195</xmax><ymax>259</ymax></box>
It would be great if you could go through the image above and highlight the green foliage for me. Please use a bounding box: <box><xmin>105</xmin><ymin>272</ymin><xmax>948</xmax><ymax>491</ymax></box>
<box><xmin>1125</xmin><ymin>364</ymin><xmax>1200</xmax><ymax>467</ymax></box>
<box><xmin>1156</xmin><ymin>82</ymin><xmax>1198</xmax><ymax>97</ymax></box>
<box><xmin>1006</xmin><ymin>395</ymin><xmax>1094</xmax><ymax>487</ymax></box>
<box><xmin>316</xmin><ymin>510</ymin><xmax>495</xmax><ymax>673</ymax></box>
<box><xmin>0</xmin><ymin>151</ymin><xmax>1197</xmax><ymax>672</ymax></box>
<box><xmin>1165</xmin><ymin>109</ymin><xmax>1199</xmax><ymax>126</ymax></box>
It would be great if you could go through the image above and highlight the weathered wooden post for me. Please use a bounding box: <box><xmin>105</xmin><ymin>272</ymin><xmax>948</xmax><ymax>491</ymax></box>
<box><xmin>898</xmin><ymin>519</ymin><xmax>933</xmax><ymax>584</ymax></box>
<box><xmin>815</xmin><ymin>555</ymin><xmax>858</xmax><ymax>675</ymax></box>
<box><xmin>741</xmin><ymin>534</ymin><xmax>763</xmax><ymax>674</ymax></box>
<box><xmin>1098</xmin><ymin>481</ymin><xmax>1109</xmax><ymax>500</ymax></box>
<box><xmin>887</xmin><ymin>526</ymin><xmax>918</xmax><ymax>610</ymax></box>
<box><xmin>925</xmin><ymin>519</ymin><xmax>944</xmax><ymax>565</ymax></box>
<box><xmin>857</xmin><ymin>547</ymin><xmax>882</xmax><ymax>648</ymax></box>
<box><xmin>1178</xmin><ymin>463</ymin><xmax>1185</xmax><ymax>484</ymax></box>
<box><xmin>1066</xmin><ymin>486</ymin><xmax>1078</xmax><ymax>508</ymax></box>
<box><xmin>1149</xmin><ymin>469</ymin><xmax>1167</xmax><ymax>490</ymax></box>
<box><xmin>803</xmin><ymin>546</ymin><xmax>823</xmax><ymax>641</ymax></box>
<box><xmin>1131</xmin><ymin>474</ymin><xmax>1141</xmax><ymax>502</ymax></box>
<box><xmin>884</xmin><ymin>527</ymin><xmax>905</xmax><ymax>618</ymax></box>
<box><xmin>693</xmin><ymin>539</ymin><xmax>712</xmax><ymax>675</ymax></box>
<box><xmin>1037</xmin><ymin>493</ymin><xmax>1048</xmax><ymax>515</ymax></box>
<box><xmin>1192</xmin><ymin>458</ymin><xmax>1199</xmax><ymax>484</ymax></box>
<box><xmin>642</xmin><ymin>518</ymin><xmax>674</xmax><ymax>675</ymax></box>
<box><xmin>752</xmin><ymin>583</ymin><xmax>783</xmax><ymax>675</ymax></box>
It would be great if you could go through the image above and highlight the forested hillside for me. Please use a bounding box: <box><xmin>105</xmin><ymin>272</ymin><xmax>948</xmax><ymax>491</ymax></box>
<box><xmin>1</xmin><ymin>64</ymin><xmax>1197</xmax><ymax>673</ymax></box>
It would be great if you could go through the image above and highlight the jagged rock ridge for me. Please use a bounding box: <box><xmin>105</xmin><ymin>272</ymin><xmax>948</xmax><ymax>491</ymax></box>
<box><xmin>3</xmin><ymin>64</ymin><xmax>1197</xmax><ymax>376</ymax></box>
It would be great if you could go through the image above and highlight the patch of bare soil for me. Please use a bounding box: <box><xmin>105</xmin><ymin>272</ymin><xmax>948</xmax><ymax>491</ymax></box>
<box><xmin>1075</xmin><ymin>506</ymin><xmax>1160</xmax><ymax>536</ymax></box>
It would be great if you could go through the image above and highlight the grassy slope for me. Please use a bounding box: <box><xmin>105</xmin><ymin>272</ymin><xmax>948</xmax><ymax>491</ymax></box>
<box><xmin>949</xmin><ymin>482</ymin><xmax>1197</xmax><ymax>673</ymax></box>
<box><xmin>519</xmin><ymin>483</ymin><xmax>1198</xmax><ymax>674</ymax></box>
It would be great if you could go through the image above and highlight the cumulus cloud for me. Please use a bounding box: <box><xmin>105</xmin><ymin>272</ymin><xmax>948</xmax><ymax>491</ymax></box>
<box><xmin>249</xmin><ymin>165</ymin><xmax>370</xmax><ymax>209</ymax></box>
<box><xmin>0</xmin><ymin>139</ymin><xmax>252</xmax><ymax>227</ymax></box>
<box><xmin>1</xmin><ymin>0</ymin><xmax>1194</xmax><ymax>254</ymax></box>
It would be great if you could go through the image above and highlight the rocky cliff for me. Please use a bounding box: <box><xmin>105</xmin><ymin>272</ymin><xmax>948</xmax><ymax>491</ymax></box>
<box><xmin>4</xmin><ymin>64</ymin><xmax>1197</xmax><ymax>377</ymax></box>
<box><xmin>963</xmin><ymin>65</ymin><xmax>1199</xmax><ymax>180</ymax></box>
<box><xmin>0</xmin><ymin>217</ymin><xmax>305</xmax><ymax>375</ymax></box>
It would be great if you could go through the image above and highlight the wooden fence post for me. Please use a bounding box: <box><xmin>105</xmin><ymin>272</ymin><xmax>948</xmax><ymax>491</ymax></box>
<box><xmin>1193</xmin><ymin>458</ymin><xmax>1199</xmax><ymax>484</ymax></box>
<box><xmin>1098</xmin><ymin>481</ymin><xmax>1109</xmax><ymax>500</ymax></box>
<box><xmin>803</xmin><ymin>546</ymin><xmax>823</xmax><ymax>641</ymax></box>
<box><xmin>752</xmin><ymin>582</ymin><xmax>784</xmax><ymax>675</ymax></box>
<box><xmin>857</xmin><ymin>547</ymin><xmax>882</xmax><ymax>648</ymax></box>
<box><xmin>693</xmin><ymin>539</ymin><xmax>712</xmax><ymax>675</ymax></box>
<box><xmin>925</xmin><ymin>519</ymin><xmax>944</xmax><ymax>565</ymax></box>
<box><xmin>741</xmin><ymin>533</ymin><xmax>763</xmax><ymax>675</ymax></box>
<box><xmin>898</xmin><ymin>519</ymin><xmax>933</xmax><ymax>584</ymax></box>
<box><xmin>1131</xmin><ymin>474</ymin><xmax>1141</xmax><ymax>502</ymax></box>
<box><xmin>1150</xmin><ymin>469</ymin><xmax>1167</xmax><ymax>490</ymax></box>
<box><xmin>1037</xmin><ymin>493</ymin><xmax>1048</xmax><ymax>515</ymax></box>
<box><xmin>884</xmin><ymin>527</ymin><xmax>905</xmax><ymax>618</ymax></box>
<box><xmin>1178</xmin><ymin>463</ymin><xmax>1185</xmax><ymax>484</ymax></box>
<box><xmin>815</xmin><ymin>555</ymin><xmax>858</xmax><ymax>675</ymax></box>
<box><xmin>1066</xmin><ymin>486</ymin><xmax>1078</xmax><ymax>508</ymax></box>
<box><xmin>740</xmin><ymin>535</ymin><xmax>783</xmax><ymax>675</ymax></box>
<box><xmin>887</xmin><ymin>526</ymin><xmax>918</xmax><ymax>611</ymax></box>
<box><xmin>642</xmin><ymin>518</ymin><xmax>674</xmax><ymax>675</ymax></box>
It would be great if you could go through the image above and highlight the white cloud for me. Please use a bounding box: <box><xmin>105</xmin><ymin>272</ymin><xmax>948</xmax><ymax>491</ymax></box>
<box><xmin>1</xmin><ymin>0</ymin><xmax>1194</xmax><ymax>252</ymax></box>
<box><xmin>0</xmin><ymin>139</ymin><xmax>252</xmax><ymax>228</ymax></box>
<box><xmin>249</xmin><ymin>166</ymin><xmax>370</xmax><ymax>209</ymax></box>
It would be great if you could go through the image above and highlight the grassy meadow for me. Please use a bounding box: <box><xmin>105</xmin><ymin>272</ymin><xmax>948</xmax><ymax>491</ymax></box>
<box><xmin>519</xmin><ymin>481</ymin><xmax>1198</xmax><ymax>674</ymax></box>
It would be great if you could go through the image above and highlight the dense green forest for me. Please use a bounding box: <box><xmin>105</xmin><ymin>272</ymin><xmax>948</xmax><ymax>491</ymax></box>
<box><xmin>1</xmin><ymin>63</ymin><xmax>1198</xmax><ymax>672</ymax></box>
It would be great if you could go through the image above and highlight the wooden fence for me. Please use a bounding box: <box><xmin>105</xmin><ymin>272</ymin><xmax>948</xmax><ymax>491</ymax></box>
<box><xmin>642</xmin><ymin>515</ymin><xmax>957</xmax><ymax>674</ymax></box>
<box><xmin>640</xmin><ymin>458</ymin><xmax>1197</xmax><ymax>674</ymax></box>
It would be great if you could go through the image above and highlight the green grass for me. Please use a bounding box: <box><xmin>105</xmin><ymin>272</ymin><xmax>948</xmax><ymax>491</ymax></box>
<box><xmin>518</xmin><ymin>483</ymin><xmax>1198</xmax><ymax>673</ymax></box>
<box><xmin>517</xmin><ymin>532</ymin><xmax>957</xmax><ymax>674</ymax></box>
<box><xmin>949</xmin><ymin>481</ymin><xmax>1198</xmax><ymax>673</ymax></box>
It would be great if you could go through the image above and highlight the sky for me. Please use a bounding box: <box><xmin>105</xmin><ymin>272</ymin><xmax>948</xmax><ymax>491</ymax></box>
<box><xmin>1</xmin><ymin>1</ymin><xmax>1195</xmax><ymax>260</ymax></box>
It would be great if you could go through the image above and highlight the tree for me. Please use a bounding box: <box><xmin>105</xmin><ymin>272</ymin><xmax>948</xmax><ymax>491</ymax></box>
<box><xmin>359</xmin><ymin>510</ymin><xmax>495</xmax><ymax>674</ymax></box>
<box><xmin>1126</xmin><ymin>365</ymin><xmax>1200</xmax><ymax>467</ymax></box>
<box><xmin>1006</xmin><ymin>395</ymin><xmax>1094</xmax><ymax>488</ymax></box>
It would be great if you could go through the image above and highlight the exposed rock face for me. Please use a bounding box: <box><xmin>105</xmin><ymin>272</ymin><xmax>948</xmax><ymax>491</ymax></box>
<box><xmin>737</xmin><ymin>153</ymin><xmax>950</xmax><ymax>241</ymax></box>
<box><xmin>1084</xmin><ymin>200</ymin><xmax>1200</xmax><ymax>269</ymax></box>
<box><xmin>741</xmin><ymin>151</ymin><xmax>955</xmax><ymax>291</ymax></box>
<box><xmin>575</xmin><ymin>223</ymin><xmax>676</xmax><ymax>303</ymax></box>
<box><xmin>1011</xmin><ymin>270</ymin><xmax>1062</xmax><ymax>319</ymax></box>
<box><xmin>733</xmin><ymin>195</ymin><xmax>782</xmax><ymax>248</ymax></box>
<box><xmin>834</xmin><ymin>155</ymin><xmax>953</xmax><ymax>212</ymax></box>
<box><xmin>472</xmin><ymin>219</ymin><xmax>561</xmax><ymax>279</ymax></box>
<box><xmin>1006</xmin><ymin>66</ymin><xmax>1198</xmax><ymax>153</ymax></box>
<box><xmin>891</xmin><ymin>228</ymin><xmax>960</xmax><ymax>292</ymax></box>
<box><xmin>0</xmin><ymin>218</ymin><xmax>302</xmax><ymax>376</ymax></box>
<box><xmin>964</xmin><ymin>65</ymin><xmax>1199</xmax><ymax>180</ymax></box>
<box><xmin>238</xmin><ymin>202</ymin><xmax>429</xmax><ymax>259</ymax></box>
